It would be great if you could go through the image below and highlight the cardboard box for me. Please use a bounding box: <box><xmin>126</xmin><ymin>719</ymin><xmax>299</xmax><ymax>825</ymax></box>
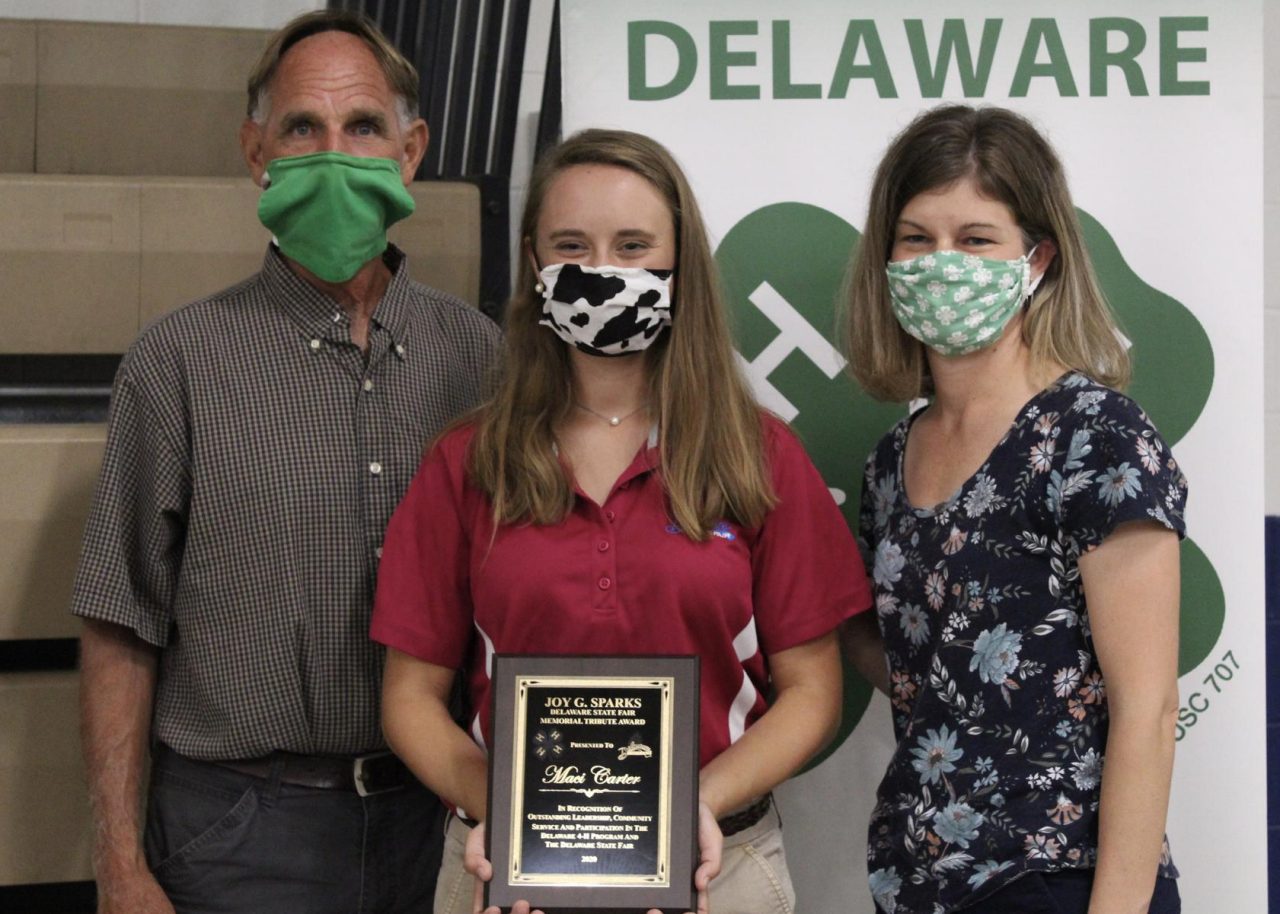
<box><xmin>0</xmin><ymin>175</ymin><xmax>141</xmax><ymax>353</ymax></box>
<box><xmin>139</xmin><ymin>177</ymin><xmax>269</xmax><ymax>326</ymax></box>
<box><xmin>0</xmin><ymin>20</ymin><xmax>36</xmax><ymax>173</ymax></box>
<box><xmin>0</xmin><ymin>425</ymin><xmax>106</xmax><ymax>641</ymax></box>
<box><xmin>393</xmin><ymin>180</ymin><xmax>483</xmax><ymax>308</ymax></box>
<box><xmin>36</xmin><ymin>21</ymin><xmax>269</xmax><ymax>177</ymax></box>
<box><xmin>0</xmin><ymin>671</ymin><xmax>93</xmax><ymax>884</ymax></box>
<box><xmin>140</xmin><ymin>177</ymin><xmax>484</xmax><ymax>325</ymax></box>
<box><xmin>1</xmin><ymin>174</ymin><xmax>482</xmax><ymax>352</ymax></box>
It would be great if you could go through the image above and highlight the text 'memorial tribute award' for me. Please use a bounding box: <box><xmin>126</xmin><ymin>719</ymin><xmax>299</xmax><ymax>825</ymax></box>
<box><xmin>486</xmin><ymin>655</ymin><xmax>699</xmax><ymax>913</ymax></box>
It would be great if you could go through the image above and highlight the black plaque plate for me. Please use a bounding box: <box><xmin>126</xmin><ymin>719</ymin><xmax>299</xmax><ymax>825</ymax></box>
<box><xmin>486</xmin><ymin>655</ymin><xmax>699</xmax><ymax>914</ymax></box>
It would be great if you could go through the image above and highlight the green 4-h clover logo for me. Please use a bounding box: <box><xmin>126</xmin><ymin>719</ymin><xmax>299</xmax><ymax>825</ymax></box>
<box><xmin>716</xmin><ymin>203</ymin><xmax>1223</xmax><ymax>761</ymax></box>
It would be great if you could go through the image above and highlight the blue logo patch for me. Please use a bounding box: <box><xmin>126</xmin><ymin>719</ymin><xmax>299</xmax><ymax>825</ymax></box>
<box><xmin>711</xmin><ymin>521</ymin><xmax>737</xmax><ymax>541</ymax></box>
<box><xmin>666</xmin><ymin>521</ymin><xmax>736</xmax><ymax>541</ymax></box>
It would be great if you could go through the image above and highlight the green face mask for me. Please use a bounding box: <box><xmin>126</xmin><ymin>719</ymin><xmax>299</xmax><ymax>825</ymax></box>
<box><xmin>885</xmin><ymin>247</ymin><xmax>1041</xmax><ymax>357</ymax></box>
<box><xmin>257</xmin><ymin>151</ymin><xmax>415</xmax><ymax>283</ymax></box>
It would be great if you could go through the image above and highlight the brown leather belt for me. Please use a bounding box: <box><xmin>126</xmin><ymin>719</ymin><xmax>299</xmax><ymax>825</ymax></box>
<box><xmin>210</xmin><ymin>749</ymin><xmax>411</xmax><ymax>796</ymax></box>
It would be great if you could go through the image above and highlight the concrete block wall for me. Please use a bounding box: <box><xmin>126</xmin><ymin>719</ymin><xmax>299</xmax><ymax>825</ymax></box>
<box><xmin>1264</xmin><ymin>7</ymin><xmax>1278</xmax><ymax>910</ymax></box>
<box><xmin>1268</xmin><ymin>5</ymin><xmax>1280</xmax><ymax>517</ymax></box>
<box><xmin>0</xmin><ymin>1</ymin><xmax>322</xmax><ymax>28</ymax></box>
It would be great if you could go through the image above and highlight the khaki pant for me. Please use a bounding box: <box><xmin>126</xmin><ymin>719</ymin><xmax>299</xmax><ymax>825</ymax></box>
<box><xmin>434</xmin><ymin>804</ymin><xmax>795</xmax><ymax>914</ymax></box>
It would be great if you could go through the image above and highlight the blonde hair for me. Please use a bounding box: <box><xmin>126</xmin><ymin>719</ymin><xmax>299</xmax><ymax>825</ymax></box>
<box><xmin>843</xmin><ymin>104</ymin><xmax>1130</xmax><ymax>402</ymax></box>
<box><xmin>247</xmin><ymin>9</ymin><xmax>419</xmax><ymax>123</ymax></box>
<box><xmin>468</xmin><ymin>129</ymin><xmax>775</xmax><ymax>540</ymax></box>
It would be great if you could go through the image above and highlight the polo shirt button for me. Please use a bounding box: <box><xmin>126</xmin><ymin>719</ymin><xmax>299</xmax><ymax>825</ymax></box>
<box><xmin>369</xmin><ymin>461</ymin><xmax>383</xmax><ymax>475</ymax></box>
<box><xmin>363</xmin><ymin>379</ymin><xmax>374</xmax><ymax>392</ymax></box>
<box><xmin>598</xmin><ymin>576</ymin><xmax>612</xmax><ymax>590</ymax></box>
<box><xmin>605</xmin><ymin>510</ymin><xmax>616</xmax><ymax>522</ymax></box>
<box><xmin>597</xmin><ymin>540</ymin><xmax>610</xmax><ymax>552</ymax></box>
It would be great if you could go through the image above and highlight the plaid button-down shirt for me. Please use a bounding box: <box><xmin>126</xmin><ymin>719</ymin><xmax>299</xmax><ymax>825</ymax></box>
<box><xmin>71</xmin><ymin>246</ymin><xmax>499</xmax><ymax>760</ymax></box>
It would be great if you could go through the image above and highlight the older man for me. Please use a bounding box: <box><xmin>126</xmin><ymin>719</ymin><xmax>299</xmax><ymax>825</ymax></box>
<box><xmin>71</xmin><ymin>11</ymin><xmax>499</xmax><ymax>914</ymax></box>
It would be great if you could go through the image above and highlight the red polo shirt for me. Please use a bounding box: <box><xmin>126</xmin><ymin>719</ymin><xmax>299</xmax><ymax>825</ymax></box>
<box><xmin>371</xmin><ymin>415</ymin><xmax>871</xmax><ymax>768</ymax></box>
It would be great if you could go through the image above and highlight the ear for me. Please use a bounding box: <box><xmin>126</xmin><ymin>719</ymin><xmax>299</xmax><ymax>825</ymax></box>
<box><xmin>240</xmin><ymin>118</ymin><xmax>268</xmax><ymax>187</ymax></box>
<box><xmin>1030</xmin><ymin>238</ymin><xmax>1058</xmax><ymax>284</ymax></box>
<box><xmin>523</xmin><ymin>236</ymin><xmax>541</xmax><ymax>278</ymax></box>
<box><xmin>399</xmin><ymin>118</ymin><xmax>430</xmax><ymax>184</ymax></box>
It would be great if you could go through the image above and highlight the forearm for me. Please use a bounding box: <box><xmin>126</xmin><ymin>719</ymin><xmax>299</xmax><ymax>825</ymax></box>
<box><xmin>385</xmin><ymin>696</ymin><xmax>488</xmax><ymax>818</ymax></box>
<box><xmin>381</xmin><ymin>654</ymin><xmax>489</xmax><ymax>819</ymax></box>
<box><xmin>1078</xmin><ymin>523</ymin><xmax>1181</xmax><ymax>914</ymax></box>
<box><xmin>1089</xmin><ymin>704</ymin><xmax>1177</xmax><ymax>914</ymax></box>
<box><xmin>699</xmin><ymin>637</ymin><xmax>842</xmax><ymax>818</ymax></box>
<box><xmin>79</xmin><ymin>619</ymin><xmax>158</xmax><ymax>882</ymax></box>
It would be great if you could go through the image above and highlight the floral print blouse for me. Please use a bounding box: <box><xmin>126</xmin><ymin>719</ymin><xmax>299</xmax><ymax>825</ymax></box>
<box><xmin>860</xmin><ymin>373</ymin><xmax>1187</xmax><ymax>913</ymax></box>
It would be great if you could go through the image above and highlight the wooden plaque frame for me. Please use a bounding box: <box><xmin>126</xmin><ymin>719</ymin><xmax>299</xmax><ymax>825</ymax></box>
<box><xmin>486</xmin><ymin>655</ymin><xmax>699</xmax><ymax>914</ymax></box>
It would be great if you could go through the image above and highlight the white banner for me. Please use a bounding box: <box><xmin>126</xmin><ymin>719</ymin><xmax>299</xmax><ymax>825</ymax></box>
<box><xmin>561</xmin><ymin>3</ymin><xmax>1264</xmax><ymax>911</ymax></box>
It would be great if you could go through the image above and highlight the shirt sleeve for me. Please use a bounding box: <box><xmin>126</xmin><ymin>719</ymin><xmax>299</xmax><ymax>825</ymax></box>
<box><xmin>750</xmin><ymin>419</ymin><xmax>873</xmax><ymax>657</ymax></box>
<box><xmin>69</xmin><ymin>350</ymin><xmax>191</xmax><ymax>647</ymax></box>
<box><xmin>1053</xmin><ymin>391</ymin><xmax>1189</xmax><ymax>554</ymax></box>
<box><xmin>856</xmin><ymin>444</ymin><xmax>884</xmax><ymax>574</ymax></box>
<box><xmin>370</xmin><ymin>429</ymin><xmax>476</xmax><ymax>668</ymax></box>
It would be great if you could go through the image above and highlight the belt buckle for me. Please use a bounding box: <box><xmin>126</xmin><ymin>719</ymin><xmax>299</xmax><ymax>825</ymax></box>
<box><xmin>353</xmin><ymin>751</ymin><xmax>398</xmax><ymax>797</ymax></box>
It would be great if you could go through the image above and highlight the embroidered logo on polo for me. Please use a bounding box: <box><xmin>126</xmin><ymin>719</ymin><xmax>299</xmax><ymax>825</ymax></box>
<box><xmin>715</xmin><ymin>202</ymin><xmax>1220</xmax><ymax>760</ymax></box>
<box><xmin>712</xmin><ymin>521</ymin><xmax>737</xmax><ymax>541</ymax></box>
<box><xmin>664</xmin><ymin>520</ymin><xmax>737</xmax><ymax>541</ymax></box>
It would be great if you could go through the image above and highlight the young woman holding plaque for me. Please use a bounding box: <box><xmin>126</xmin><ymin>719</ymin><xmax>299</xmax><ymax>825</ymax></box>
<box><xmin>372</xmin><ymin>128</ymin><xmax>871</xmax><ymax>914</ymax></box>
<box><xmin>840</xmin><ymin>105</ymin><xmax>1186</xmax><ymax>913</ymax></box>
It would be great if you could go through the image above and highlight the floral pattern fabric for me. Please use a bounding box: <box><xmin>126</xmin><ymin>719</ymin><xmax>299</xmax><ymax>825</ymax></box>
<box><xmin>885</xmin><ymin>251</ymin><xmax>1034</xmax><ymax>357</ymax></box>
<box><xmin>861</xmin><ymin>374</ymin><xmax>1187</xmax><ymax>913</ymax></box>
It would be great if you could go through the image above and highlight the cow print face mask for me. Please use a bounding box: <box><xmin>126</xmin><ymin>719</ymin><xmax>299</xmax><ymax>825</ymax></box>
<box><xmin>537</xmin><ymin>262</ymin><xmax>674</xmax><ymax>357</ymax></box>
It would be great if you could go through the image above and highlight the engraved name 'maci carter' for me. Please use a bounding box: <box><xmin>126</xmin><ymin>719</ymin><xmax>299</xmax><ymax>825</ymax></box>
<box><xmin>543</xmin><ymin>765</ymin><xmax>643</xmax><ymax>786</ymax></box>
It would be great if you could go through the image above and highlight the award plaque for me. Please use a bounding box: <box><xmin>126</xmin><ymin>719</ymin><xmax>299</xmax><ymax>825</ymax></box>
<box><xmin>486</xmin><ymin>655</ymin><xmax>699</xmax><ymax>914</ymax></box>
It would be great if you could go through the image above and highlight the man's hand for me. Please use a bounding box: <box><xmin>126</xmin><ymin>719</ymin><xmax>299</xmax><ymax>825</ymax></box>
<box><xmin>80</xmin><ymin>620</ymin><xmax>165</xmax><ymax>914</ymax></box>
<box><xmin>96</xmin><ymin>859</ymin><xmax>174</xmax><ymax>914</ymax></box>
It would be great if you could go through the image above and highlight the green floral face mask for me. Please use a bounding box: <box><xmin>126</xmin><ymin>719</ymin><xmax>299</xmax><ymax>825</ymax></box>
<box><xmin>885</xmin><ymin>248</ymin><xmax>1040</xmax><ymax>356</ymax></box>
<box><xmin>257</xmin><ymin>151</ymin><xmax>415</xmax><ymax>284</ymax></box>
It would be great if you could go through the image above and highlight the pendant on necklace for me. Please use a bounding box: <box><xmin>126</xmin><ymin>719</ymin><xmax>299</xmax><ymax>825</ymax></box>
<box><xmin>574</xmin><ymin>400</ymin><xmax>646</xmax><ymax>428</ymax></box>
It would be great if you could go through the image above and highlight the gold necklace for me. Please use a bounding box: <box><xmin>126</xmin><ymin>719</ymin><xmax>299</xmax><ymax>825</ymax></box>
<box><xmin>574</xmin><ymin>401</ymin><xmax>648</xmax><ymax>427</ymax></box>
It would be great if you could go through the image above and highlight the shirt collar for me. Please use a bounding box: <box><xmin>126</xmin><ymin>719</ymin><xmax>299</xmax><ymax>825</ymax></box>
<box><xmin>613</xmin><ymin>425</ymin><xmax>662</xmax><ymax>488</ymax></box>
<box><xmin>556</xmin><ymin>424</ymin><xmax>662</xmax><ymax>501</ymax></box>
<box><xmin>260</xmin><ymin>243</ymin><xmax>413</xmax><ymax>345</ymax></box>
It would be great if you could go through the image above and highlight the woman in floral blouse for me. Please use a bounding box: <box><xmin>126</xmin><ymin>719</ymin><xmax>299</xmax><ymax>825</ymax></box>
<box><xmin>839</xmin><ymin>105</ymin><xmax>1186</xmax><ymax>913</ymax></box>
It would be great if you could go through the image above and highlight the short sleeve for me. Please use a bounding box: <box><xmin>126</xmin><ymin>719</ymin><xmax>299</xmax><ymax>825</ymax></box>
<box><xmin>750</xmin><ymin>419</ymin><xmax>873</xmax><ymax>656</ymax></box>
<box><xmin>70</xmin><ymin>354</ymin><xmax>191</xmax><ymax>647</ymax></box>
<box><xmin>370</xmin><ymin>429</ymin><xmax>477</xmax><ymax>668</ymax></box>
<box><xmin>1052</xmin><ymin>390</ymin><xmax>1188</xmax><ymax>554</ymax></box>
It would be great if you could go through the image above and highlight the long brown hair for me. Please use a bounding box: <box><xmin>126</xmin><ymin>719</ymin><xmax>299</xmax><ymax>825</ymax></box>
<box><xmin>468</xmin><ymin>129</ymin><xmax>775</xmax><ymax>540</ymax></box>
<box><xmin>843</xmin><ymin>104</ymin><xmax>1130</xmax><ymax>402</ymax></box>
